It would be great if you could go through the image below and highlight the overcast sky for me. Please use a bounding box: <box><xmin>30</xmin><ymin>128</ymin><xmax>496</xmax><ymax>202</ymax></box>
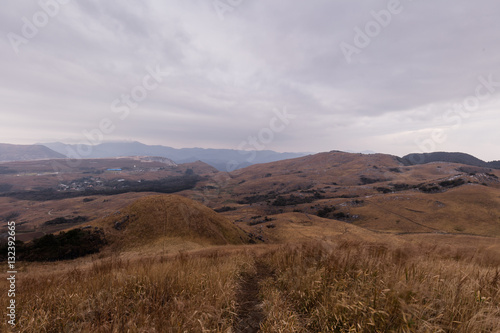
<box><xmin>1</xmin><ymin>0</ymin><xmax>500</xmax><ymax>160</ymax></box>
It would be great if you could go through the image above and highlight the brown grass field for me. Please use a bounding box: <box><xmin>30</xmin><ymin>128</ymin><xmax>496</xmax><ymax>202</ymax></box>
<box><xmin>1</xmin><ymin>236</ymin><xmax>500</xmax><ymax>332</ymax></box>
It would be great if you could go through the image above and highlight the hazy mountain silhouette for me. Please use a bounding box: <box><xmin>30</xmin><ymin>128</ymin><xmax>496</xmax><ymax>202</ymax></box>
<box><xmin>402</xmin><ymin>152</ymin><xmax>500</xmax><ymax>169</ymax></box>
<box><xmin>0</xmin><ymin>143</ymin><xmax>65</xmax><ymax>162</ymax></box>
<box><xmin>41</xmin><ymin>141</ymin><xmax>309</xmax><ymax>171</ymax></box>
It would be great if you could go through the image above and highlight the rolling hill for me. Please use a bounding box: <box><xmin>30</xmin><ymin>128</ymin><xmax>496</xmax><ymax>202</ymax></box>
<box><xmin>0</xmin><ymin>143</ymin><xmax>65</xmax><ymax>162</ymax></box>
<box><xmin>97</xmin><ymin>194</ymin><xmax>250</xmax><ymax>250</ymax></box>
<box><xmin>191</xmin><ymin>150</ymin><xmax>500</xmax><ymax>241</ymax></box>
<box><xmin>212</xmin><ymin>151</ymin><xmax>408</xmax><ymax>203</ymax></box>
<box><xmin>221</xmin><ymin>150</ymin><xmax>500</xmax><ymax>198</ymax></box>
<box><xmin>403</xmin><ymin>152</ymin><xmax>500</xmax><ymax>169</ymax></box>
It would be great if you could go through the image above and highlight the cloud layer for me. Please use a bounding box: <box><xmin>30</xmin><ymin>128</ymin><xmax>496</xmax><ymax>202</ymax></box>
<box><xmin>1</xmin><ymin>0</ymin><xmax>500</xmax><ymax>160</ymax></box>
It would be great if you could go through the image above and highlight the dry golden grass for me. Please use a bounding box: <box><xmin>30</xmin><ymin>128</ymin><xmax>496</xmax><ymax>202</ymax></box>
<box><xmin>2</xmin><ymin>237</ymin><xmax>500</xmax><ymax>332</ymax></box>
<box><xmin>220</xmin><ymin>151</ymin><xmax>500</xmax><ymax>203</ymax></box>
<box><xmin>95</xmin><ymin>194</ymin><xmax>250</xmax><ymax>251</ymax></box>
<box><xmin>229</xmin><ymin>151</ymin><xmax>403</xmax><ymax>191</ymax></box>
<box><xmin>196</xmin><ymin>151</ymin><xmax>500</xmax><ymax>242</ymax></box>
<box><xmin>0</xmin><ymin>192</ymin><xmax>156</xmax><ymax>242</ymax></box>
<box><xmin>259</xmin><ymin>278</ymin><xmax>307</xmax><ymax>332</ymax></box>
<box><xmin>259</xmin><ymin>241</ymin><xmax>500</xmax><ymax>332</ymax></box>
<box><xmin>1</xmin><ymin>249</ymin><xmax>255</xmax><ymax>332</ymax></box>
<box><xmin>236</xmin><ymin>212</ymin><xmax>398</xmax><ymax>245</ymax></box>
<box><xmin>349</xmin><ymin>185</ymin><xmax>500</xmax><ymax>236</ymax></box>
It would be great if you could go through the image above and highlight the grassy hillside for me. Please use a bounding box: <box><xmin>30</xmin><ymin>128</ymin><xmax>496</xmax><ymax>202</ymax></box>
<box><xmin>350</xmin><ymin>185</ymin><xmax>500</xmax><ymax>236</ymax></box>
<box><xmin>97</xmin><ymin>194</ymin><xmax>250</xmax><ymax>250</ymax></box>
<box><xmin>2</xmin><ymin>237</ymin><xmax>500</xmax><ymax>332</ymax></box>
<box><xmin>195</xmin><ymin>151</ymin><xmax>497</xmax><ymax>210</ymax></box>
<box><xmin>198</xmin><ymin>151</ymin><xmax>500</xmax><ymax>239</ymax></box>
<box><xmin>229</xmin><ymin>151</ymin><xmax>403</xmax><ymax>192</ymax></box>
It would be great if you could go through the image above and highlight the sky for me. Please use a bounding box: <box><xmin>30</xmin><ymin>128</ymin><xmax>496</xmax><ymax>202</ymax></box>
<box><xmin>1</xmin><ymin>0</ymin><xmax>500</xmax><ymax>160</ymax></box>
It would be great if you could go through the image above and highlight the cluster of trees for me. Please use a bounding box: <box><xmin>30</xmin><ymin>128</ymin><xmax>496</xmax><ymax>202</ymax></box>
<box><xmin>375</xmin><ymin>178</ymin><xmax>467</xmax><ymax>194</ymax></box>
<box><xmin>214</xmin><ymin>206</ymin><xmax>237</xmax><ymax>213</ymax></box>
<box><xmin>0</xmin><ymin>166</ymin><xmax>17</xmax><ymax>174</ymax></box>
<box><xmin>439</xmin><ymin>178</ymin><xmax>465</xmax><ymax>188</ymax></box>
<box><xmin>43</xmin><ymin>216</ymin><xmax>89</xmax><ymax>226</ymax></box>
<box><xmin>272</xmin><ymin>195</ymin><xmax>317</xmax><ymax>206</ymax></box>
<box><xmin>248</xmin><ymin>216</ymin><xmax>275</xmax><ymax>226</ymax></box>
<box><xmin>359</xmin><ymin>176</ymin><xmax>383</xmax><ymax>185</ymax></box>
<box><xmin>316</xmin><ymin>205</ymin><xmax>350</xmax><ymax>220</ymax></box>
<box><xmin>238</xmin><ymin>192</ymin><xmax>278</xmax><ymax>204</ymax></box>
<box><xmin>0</xmin><ymin>228</ymin><xmax>106</xmax><ymax>262</ymax></box>
<box><xmin>0</xmin><ymin>184</ymin><xmax>13</xmax><ymax>192</ymax></box>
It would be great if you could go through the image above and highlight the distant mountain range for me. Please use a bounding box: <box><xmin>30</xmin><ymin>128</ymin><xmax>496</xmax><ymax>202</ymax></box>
<box><xmin>40</xmin><ymin>141</ymin><xmax>310</xmax><ymax>171</ymax></box>
<box><xmin>0</xmin><ymin>143</ymin><xmax>65</xmax><ymax>162</ymax></box>
<box><xmin>2</xmin><ymin>142</ymin><xmax>499</xmax><ymax>171</ymax></box>
<box><xmin>402</xmin><ymin>152</ymin><xmax>500</xmax><ymax>169</ymax></box>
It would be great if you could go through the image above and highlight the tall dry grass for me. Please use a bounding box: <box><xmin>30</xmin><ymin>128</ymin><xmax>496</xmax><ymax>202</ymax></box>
<box><xmin>259</xmin><ymin>241</ymin><xmax>500</xmax><ymax>332</ymax></box>
<box><xmin>1</xmin><ymin>250</ymin><xmax>254</xmax><ymax>332</ymax></box>
<box><xmin>1</xmin><ymin>240</ymin><xmax>500</xmax><ymax>332</ymax></box>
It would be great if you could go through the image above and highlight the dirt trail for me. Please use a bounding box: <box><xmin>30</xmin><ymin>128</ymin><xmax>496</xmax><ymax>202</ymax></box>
<box><xmin>234</xmin><ymin>259</ymin><xmax>271</xmax><ymax>333</ymax></box>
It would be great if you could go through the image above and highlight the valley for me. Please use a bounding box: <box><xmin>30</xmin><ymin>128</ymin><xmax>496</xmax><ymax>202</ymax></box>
<box><xmin>1</xmin><ymin>150</ymin><xmax>500</xmax><ymax>332</ymax></box>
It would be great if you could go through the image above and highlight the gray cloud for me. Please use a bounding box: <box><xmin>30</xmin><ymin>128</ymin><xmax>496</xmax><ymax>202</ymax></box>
<box><xmin>1</xmin><ymin>0</ymin><xmax>500</xmax><ymax>160</ymax></box>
